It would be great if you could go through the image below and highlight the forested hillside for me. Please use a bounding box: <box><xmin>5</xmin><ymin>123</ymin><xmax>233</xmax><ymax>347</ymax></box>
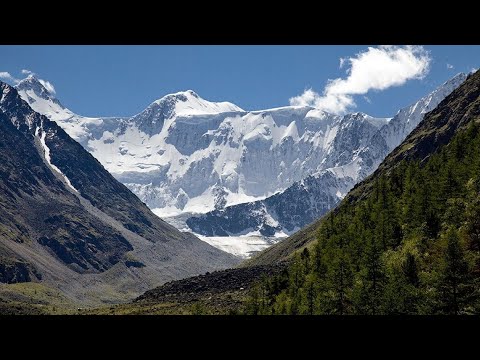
<box><xmin>244</xmin><ymin>72</ymin><xmax>480</xmax><ymax>315</ymax></box>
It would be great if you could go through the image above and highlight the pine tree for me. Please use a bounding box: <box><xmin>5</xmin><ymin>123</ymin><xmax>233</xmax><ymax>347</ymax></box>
<box><xmin>382</xmin><ymin>267</ymin><xmax>410</xmax><ymax>314</ymax></box>
<box><xmin>313</xmin><ymin>241</ymin><xmax>327</xmax><ymax>277</ymax></box>
<box><xmin>244</xmin><ymin>282</ymin><xmax>262</xmax><ymax>315</ymax></box>
<box><xmin>353</xmin><ymin>236</ymin><xmax>385</xmax><ymax>314</ymax></box>
<box><xmin>326</xmin><ymin>251</ymin><xmax>353</xmax><ymax>314</ymax></box>
<box><xmin>300</xmin><ymin>273</ymin><xmax>318</xmax><ymax>315</ymax></box>
<box><xmin>437</xmin><ymin>228</ymin><xmax>473</xmax><ymax>314</ymax></box>
<box><xmin>403</xmin><ymin>252</ymin><xmax>419</xmax><ymax>287</ymax></box>
<box><xmin>465</xmin><ymin>179</ymin><xmax>480</xmax><ymax>252</ymax></box>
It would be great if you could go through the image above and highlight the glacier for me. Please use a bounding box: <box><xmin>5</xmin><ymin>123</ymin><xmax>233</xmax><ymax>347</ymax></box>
<box><xmin>186</xmin><ymin>73</ymin><xmax>468</xmax><ymax>239</ymax></box>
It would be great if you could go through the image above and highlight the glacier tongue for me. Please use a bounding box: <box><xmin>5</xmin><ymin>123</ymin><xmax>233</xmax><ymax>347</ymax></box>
<box><xmin>15</xmin><ymin>72</ymin><xmax>469</xmax><ymax>256</ymax></box>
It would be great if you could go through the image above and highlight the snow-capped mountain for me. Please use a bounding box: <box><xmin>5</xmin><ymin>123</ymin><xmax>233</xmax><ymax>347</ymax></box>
<box><xmin>186</xmin><ymin>73</ymin><xmax>469</xmax><ymax>237</ymax></box>
<box><xmin>0</xmin><ymin>80</ymin><xmax>238</xmax><ymax>301</ymax></box>
<box><xmin>16</xmin><ymin>73</ymin><xmax>468</xmax><ymax>242</ymax></box>
<box><xmin>16</xmin><ymin>77</ymin><xmax>386</xmax><ymax>217</ymax></box>
<box><xmin>358</xmin><ymin>73</ymin><xmax>471</xmax><ymax>166</ymax></box>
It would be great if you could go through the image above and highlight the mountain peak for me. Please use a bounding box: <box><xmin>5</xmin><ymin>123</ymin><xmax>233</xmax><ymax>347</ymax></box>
<box><xmin>16</xmin><ymin>74</ymin><xmax>48</xmax><ymax>93</ymax></box>
<box><xmin>153</xmin><ymin>89</ymin><xmax>199</xmax><ymax>104</ymax></box>
<box><xmin>185</xmin><ymin>89</ymin><xmax>199</xmax><ymax>97</ymax></box>
<box><xmin>150</xmin><ymin>89</ymin><xmax>243</xmax><ymax>117</ymax></box>
<box><xmin>0</xmin><ymin>81</ymin><xmax>26</xmax><ymax>109</ymax></box>
<box><xmin>0</xmin><ymin>80</ymin><xmax>46</xmax><ymax>131</ymax></box>
<box><xmin>15</xmin><ymin>75</ymin><xmax>62</xmax><ymax>106</ymax></box>
<box><xmin>25</xmin><ymin>74</ymin><xmax>38</xmax><ymax>81</ymax></box>
<box><xmin>14</xmin><ymin>76</ymin><xmax>70</xmax><ymax>123</ymax></box>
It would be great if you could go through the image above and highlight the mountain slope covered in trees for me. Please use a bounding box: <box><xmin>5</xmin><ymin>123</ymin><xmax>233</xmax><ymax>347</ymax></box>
<box><xmin>243</xmin><ymin>71</ymin><xmax>480</xmax><ymax>315</ymax></box>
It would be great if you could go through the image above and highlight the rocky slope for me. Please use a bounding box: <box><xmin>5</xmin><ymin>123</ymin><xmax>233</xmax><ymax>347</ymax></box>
<box><xmin>0</xmin><ymin>81</ymin><xmax>239</xmax><ymax>305</ymax></box>
<box><xmin>88</xmin><ymin>264</ymin><xmax>286</xmax><ymax>315</ymax></box>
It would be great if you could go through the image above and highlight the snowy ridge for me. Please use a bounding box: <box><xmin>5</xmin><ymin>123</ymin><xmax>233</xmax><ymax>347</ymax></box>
<box><xmin>381</xmin><ymin>72</ymin><xmax>468</xmax><ymax>152</ymax></box>
<box><xmin>17</xmin><ymin>75</ymin><xmax>75</xmax><ymax>122</ymax></box>
<box><xmin>18</xmin><ymin>77</ymin><xmax>363</xmax><ymax>215</ymax></box>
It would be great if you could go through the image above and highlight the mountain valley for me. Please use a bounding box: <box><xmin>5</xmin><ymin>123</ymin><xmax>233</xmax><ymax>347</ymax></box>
<box><xmin>93</xmin><ymin>69</ymin><xmax>480</xmax><ymax>315</ymax></box>
<box><xmin>1</xmin><ymin>53</ymin><xmax>479</xmax><ymax>316</ymax></box>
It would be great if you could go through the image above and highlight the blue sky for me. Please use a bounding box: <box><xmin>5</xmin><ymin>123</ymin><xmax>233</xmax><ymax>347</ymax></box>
<box><xmin>0</xmin><ymin>45</ymin><xmax>478</xmax><ymax>117</ymax></box>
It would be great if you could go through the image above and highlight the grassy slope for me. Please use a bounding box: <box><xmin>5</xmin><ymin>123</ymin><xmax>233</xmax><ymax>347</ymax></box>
<box><xmin>0</xmin><ymin>282</ymin><xmax>78</xmax><ymax>315</ymax></box>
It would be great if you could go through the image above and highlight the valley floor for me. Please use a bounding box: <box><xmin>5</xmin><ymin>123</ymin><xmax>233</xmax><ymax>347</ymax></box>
<box><xmin>0</xmin><ymin>265</ymin><xmax>286</xmax><ymax>315</ymax></box>
<box><xmin>88</xmin><ymin>264</ymin><xmax>286</xmax><ymax>315</ymax></box>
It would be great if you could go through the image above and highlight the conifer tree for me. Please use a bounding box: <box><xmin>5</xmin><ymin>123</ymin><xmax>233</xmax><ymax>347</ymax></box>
<box><xmin>437</xmin><ymin>228</ymin><xmax>472</xmax><ymax>314</ymax></box>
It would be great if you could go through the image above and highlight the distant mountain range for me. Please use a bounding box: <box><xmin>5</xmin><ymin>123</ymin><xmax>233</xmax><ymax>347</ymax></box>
<box><xmin>16</xmin><ymin>73</ymin><xmax>468</xmax><ymax>242</ymax></box>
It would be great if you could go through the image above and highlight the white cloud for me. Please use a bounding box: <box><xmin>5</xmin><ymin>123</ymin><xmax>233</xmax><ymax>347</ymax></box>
<box><xmin>447</xmin><ymin>63</ymin><xmax>454</xmax><ymax>69</ymax></box>
<box><xmin>38</xmin><ymin>79</ymin><xmax>56</xmax><ymax>95</ymax></box>
<box><xmin>0</xmin><ymin>71</ymin><xmax>20</xmax><ymax>85</ymax></box>
<box><xmin>363</xmin><ymin>96</ymin><xmax>372</xmax><ymax>104</ymax></box>
<box><xmin>289</xmin><ymin>45</ymin><xmax>431</xmax><ymax>114</ymax></box>
<box><xmin>289</xmin><ymin>88</ymin><xmax>318</xmax><ymax>107</ymax></box>
<box><xmin>21</xmin><ymin>69</ymin><xmax>34</xmax><ymax>75</ymax></box>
